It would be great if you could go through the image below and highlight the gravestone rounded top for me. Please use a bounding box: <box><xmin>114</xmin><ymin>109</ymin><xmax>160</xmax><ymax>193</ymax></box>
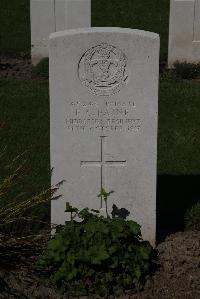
<box><xmin>49</xmin><ymin>27</ymin><xmax>159</xmax><ymax>41</ymax></box>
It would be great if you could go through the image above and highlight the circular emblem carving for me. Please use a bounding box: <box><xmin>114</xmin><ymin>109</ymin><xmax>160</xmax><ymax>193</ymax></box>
<box><xmin>78</xmin><ymin>43</ymin><xmax>128</xmax><ymax>96</ymax></box>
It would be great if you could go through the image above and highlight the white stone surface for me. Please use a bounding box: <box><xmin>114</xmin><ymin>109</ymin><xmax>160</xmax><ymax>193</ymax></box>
<box><xmin>55</xmin><ymin>0</ymin><xmax>66</xmax><ymax>31</ymax></box>
<box><xmin>65</xmin><ymin>0</ymin><xmax>91</xmax><ymax>29</ymax></box>
<box><xmin>30</xmin><ymin>0</ymin><xmax>55</xmax><ymax>65</ymax></box>
<box><xmin>30</xmin><ymin>0</ymin><xmax>91</xmax><ymax>65</ymax></box>
<box><xmin>50</xmin><ymin>28</ymin><xmax>159</xmax><ymax>245</ymax></box>
<box><xmin>168</xmin><ymin>0</ymin><xmax>200</xmax><ymax>67</ymax></box>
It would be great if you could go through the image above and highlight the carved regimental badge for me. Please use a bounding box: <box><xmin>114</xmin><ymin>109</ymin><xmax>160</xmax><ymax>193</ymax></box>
<box><xmin>78</xmin><ymin>43</ymin><xmax>128</xmax><ymax>96</ymax></box>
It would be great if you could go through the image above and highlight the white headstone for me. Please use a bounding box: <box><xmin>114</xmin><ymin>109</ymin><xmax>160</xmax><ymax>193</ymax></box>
<box><xmin>30</xmin><ymin>0</ymin><xmax>91</xmax><ymax>65</ymax></box>
<box><xmin>168</xmin><ymin>0</ymin><xmax>200</xmax><ymax>67</ymax></box>
<box><xmin>50</xmin><ymin>28</ymin><xmax>159</xmax><ymax>245</ymax></box>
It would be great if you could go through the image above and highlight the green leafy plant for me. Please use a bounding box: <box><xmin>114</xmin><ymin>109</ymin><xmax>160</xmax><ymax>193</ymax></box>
<box><xmin>159</xmin><ymin>69</ymin><xmax>176</xmax><ymax>82</ymax></box>
<box><xmin>173</xmin><ymin>61</ymin><xmax>200</xmax><ymax>80</ymax></box>
<box><xmin>37</xmin><ymin>190</ymin><xmax>154</xmax><ymax>297</ymax></box>
<box><xmin>185</xmin><ymin>201</ymin><xmax>200</xmax><ymax>231</ymax></box>
<box><xmin>0</xmin><ymin>147</ymin><xmax>61</xmax><ymax>231</ymax></box>
<box><xmin>0</xmin><ymin>145</ymin><xmax>63</xmax><ymax>293</ymax></box>
<box><xmin>97</xmin><ymin>188</ymin><xmax>114</xmax><ymax>217</ymax></box>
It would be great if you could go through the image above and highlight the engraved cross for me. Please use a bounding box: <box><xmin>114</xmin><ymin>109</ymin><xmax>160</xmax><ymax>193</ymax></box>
<box><xmin>80</xmin><ymin>136</ymin><xmax>126</xmax><ymax>208</ymax></box>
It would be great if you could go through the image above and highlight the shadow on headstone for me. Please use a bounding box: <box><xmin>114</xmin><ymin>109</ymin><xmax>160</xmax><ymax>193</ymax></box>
<box><xmin>157</xmin><ymin>174</ymin><xmax>200</xmax><ymax>243</ymax></box>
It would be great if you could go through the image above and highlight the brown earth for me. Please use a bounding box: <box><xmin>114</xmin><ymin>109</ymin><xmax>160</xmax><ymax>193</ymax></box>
<box><xmin>0</xmin><ymin>230</ymin><xmax>199</xmax><ymax>299</ymax></box>
<box><xmin>0</xmin><ymin>56</ymin><xmax>33</xmax><ymax>79</ymax></box>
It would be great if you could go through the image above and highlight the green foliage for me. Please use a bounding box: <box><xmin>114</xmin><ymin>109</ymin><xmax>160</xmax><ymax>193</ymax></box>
<box><xmin>158</xmin><ymin>78</ymin><xmax>200</xmax><ymax>175</ymax></box>
<box><xmin>97</xmin><ymin>188</ymin><xmax>114</xmax><ymax>201</ymax></box>
<box><xmin>37</xmin><ymin>197</ymin><xmax>153</xmax><ymax>297</ymax></box>
<box><xmin>111</xmin><ymin>204</ymin><xmax>130</xmax><ymax>220</ymax></box>
<box><xmin>32</xmin><ymin>58</ymin><xmax>49</xmax><ymax>79</ymax></box>
<box><xmin>161</xmin><ymin>63</ymin><xmax>200</xmax><ymax>82</ymax></box>
<box><xmin>97</xmin><ymin>188</ymin><xmax>114</xmax><ymax>217</ymax></box>
<box><xmin>160</xmin><ymin>69</ymin><xmax>176</xmax><ymax>82</ymax></box>
<box><xmin>0</xmin><ymin>0</ymin><xmax>30</xmax><ymax>56</ymax></box>
<box><xmin>0</xmin><ymin>79</ymin><xmax>50</xmax><ymax>225</ymax></box>
<box><xmin>173</xmin><ymin>62</ymin><xmax>200</xmax><ymax>80</ymax></box>
<box><xmin>185</xmin><ymin>202</ymin><xmax>200</xmax><ymax>231</ymax></box>
<box><xmin>0</xmin><ymin>146</ymin><xmax>60</xmax><ymax>233</ymax></box>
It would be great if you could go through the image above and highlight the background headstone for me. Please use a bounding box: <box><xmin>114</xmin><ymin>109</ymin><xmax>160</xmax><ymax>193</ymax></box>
<box><xmin>30</xmin><ymin>0</ymin><xmax>91</xmax><ymax>65</ymax></box>
<box><xmin>168</xmin><ymin>0</ymin><xmax>200</xmax><ymax>67</ymax></box>
<box><xmin>50</xmin><ymin>28</ymin><xmax>159</xmax><ymax>245</ymax></box>
<box><xmin>30</xmin><ymin>0</ymin><xmax>55</xmax><ymax>65</ymax></box>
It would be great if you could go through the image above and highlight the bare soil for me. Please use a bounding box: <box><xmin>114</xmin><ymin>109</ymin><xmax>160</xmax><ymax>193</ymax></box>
<box><xmin>0</xmin><ymin>230</ymin><xmax>199</xmax><ymax>299</ymax></box>
<box><xmin>0</xmin><ymin>56</ymin><xmax>32</xmax><ymax>79</ymax></box>
<box><xmin>131</xmin><ymin>231</ymin><xmax>200</xmax><ymax>299</ymax></box>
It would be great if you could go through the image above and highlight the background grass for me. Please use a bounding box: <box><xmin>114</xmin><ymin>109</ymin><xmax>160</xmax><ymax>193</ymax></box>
<box><xmin>0</xmin><ymin>0</ymin><xmax>30</xmax><ymax>56</ymax></box>
<box><xmin>0</xmin><ymin>79</ymin><xmax>50</xmax><ymax>222</ymax></box>
<box><xmin>158</xmin><ymin>77</ymin><xmax>200</xmax><ymax>174</ymax></box>
<box><xmin>92</xmin><ymin>0</ymin><xmax>169</xmax><ymax>61</ymax></box>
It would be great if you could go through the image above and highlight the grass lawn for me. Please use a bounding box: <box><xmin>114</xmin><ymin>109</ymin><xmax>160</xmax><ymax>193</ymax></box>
<box><xmin>158</xmin><ymin>77</ymin><xmax>200</xmax><ymax>174</ymax></box>
<box><xmin>0</xmin><ymin>79</ymin><xmax>50</xmax><ymax>222</ymax></box>
<box><xmin>0</xmin><ymin>0</ymin><xmax>30</xmax><ymax>56</ymax></box>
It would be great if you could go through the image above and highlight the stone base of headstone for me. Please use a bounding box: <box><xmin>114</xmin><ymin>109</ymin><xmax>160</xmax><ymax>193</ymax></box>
<box><xmin>168</xmin><ymin>0</ymin><xmax>200</xmax><ymax>67</ymax></box>
<box><xmin>30</xmin><ymin>0</ymin><xmax>56</xmax><ymax>65</ymax></box>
